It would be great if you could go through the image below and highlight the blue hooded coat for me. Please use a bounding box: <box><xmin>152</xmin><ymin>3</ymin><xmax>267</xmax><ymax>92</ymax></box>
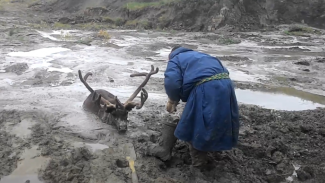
<box><xmin>164</xmin><ymin>47</ymin><xmax>240</xmax><ymax>152</ymax></box>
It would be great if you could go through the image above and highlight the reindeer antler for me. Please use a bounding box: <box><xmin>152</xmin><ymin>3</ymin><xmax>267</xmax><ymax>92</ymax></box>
<box><xmin>123</xmin><ymin>65</ymin><xmax>159</xmax><ymax>110</ymax></box>
<box><xmin>78</xmin><ymin>70</ymin><xmax>116</xmax><ymax>109</ymax></box>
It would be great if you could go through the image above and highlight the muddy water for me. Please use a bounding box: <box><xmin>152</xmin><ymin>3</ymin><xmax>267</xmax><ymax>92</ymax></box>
<box><xmin>0</xmin><ymin>146</ymin><xmax>49</xmax><ymax>183</ymax></box>
<box><xmin>1</xmin><ymin>18</ymin><xmax>325</xmax><ymax>182</ymax></box>
<box><xmin>0</xmin><ymin>28</ymin><xmax>325</xmax><ymax>141</ymax></box>
<box><xmin>73</xmin><ymin>142</ymin><xmax>109</xmax><ymax>153</ymax></box>
<box><xmin>1</xmin><ymin>29</ymin><xmax>324</xmax><ymax>107</ymax></box>
<box><xmin>236</xmin><ymin>89</ymin><xmax>325</xmax><ymax>111</ymax></box>
<box><xmin>7</xmin><ymin>118</ymin><xmax>37</xmax><ymax>139</ymax></box>
<box><xmin>0</xmin><ymin>175</ymin><xmax>43</xmax><ymax>183</ymax></box>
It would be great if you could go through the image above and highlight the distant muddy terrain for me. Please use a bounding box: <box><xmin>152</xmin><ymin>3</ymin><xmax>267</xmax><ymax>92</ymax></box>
<box><xmin>29</xmin><ymin>0</ymin><xmax>325</xmax><ymax>31</ymax></box>
<box><xmin>1</xmin><ymin>1</ymin><xmax>325</xmax><ymax>183</ymax></box>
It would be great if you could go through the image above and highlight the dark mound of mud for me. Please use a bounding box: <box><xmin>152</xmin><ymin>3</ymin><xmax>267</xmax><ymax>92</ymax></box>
<box><xmin>0</xmin><ymin>131</ymin><xmax>23</xmax><ymax>178</ymax></box>
<box><xmin>33</xmin><ymin>0</ymin><xmax>325</xmax><ymax>31</ymax></box>
<box><xmin>295</xmin><ymin>60</ymin><xmax>311</xmax><ymax>66</ymax></box>
<box><xmin>39</xmin><ymin>147</ymin><xmax>93</xmax><ymax>183</ymax></box>
<box><xmin>5</xmin><ymin>63</ymin><xmax>29</xmax><ymax>75</ymax></box>
<box><xmin>131</xmin><ymin>104</ymin><xmax>325</xmax><ymax>183</ymax></box>
<box><xmin>316</xmin><ymin>57</ymin><xmax>325</xmax><ymax>63</ymax></box>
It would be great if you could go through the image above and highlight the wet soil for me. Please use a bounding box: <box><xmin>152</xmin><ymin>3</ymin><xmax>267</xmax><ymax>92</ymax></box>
<box><xmin>1</xmin><ymin>2</ymin><xmax>325</xmax><ymax>183</ymax></box>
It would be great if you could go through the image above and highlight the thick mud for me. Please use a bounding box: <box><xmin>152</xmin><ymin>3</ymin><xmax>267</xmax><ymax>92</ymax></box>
<box><xmin>1</xmin><ymin>2</ymin><xmax>325</xmax><ymax>183</ymax></box>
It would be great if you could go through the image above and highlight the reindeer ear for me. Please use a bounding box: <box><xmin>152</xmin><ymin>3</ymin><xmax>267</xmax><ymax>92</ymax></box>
<box><xmin>104</xmin><ymin>104</ymin><xmax>116</xmax><ymax>113</ymax></box>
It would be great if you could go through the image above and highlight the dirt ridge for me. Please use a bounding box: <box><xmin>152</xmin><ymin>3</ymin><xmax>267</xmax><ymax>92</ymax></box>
<box><xmin>31</xmin><ymin>0</ymin><xmax>325</xmax><ymax>31</ymax></box>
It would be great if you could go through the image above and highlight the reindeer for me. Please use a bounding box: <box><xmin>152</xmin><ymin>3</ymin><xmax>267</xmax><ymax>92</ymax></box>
<box><xmin>78</xmin><ymin>65</ymin><xmax>159</xmax><ymax>132</ymax></box>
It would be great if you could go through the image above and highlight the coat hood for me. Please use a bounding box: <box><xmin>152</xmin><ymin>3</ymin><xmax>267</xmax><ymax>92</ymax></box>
<box><xmin>169</xmin><ymin>47</ymin><xmax>193</xmax><ymax>59</ymax></box>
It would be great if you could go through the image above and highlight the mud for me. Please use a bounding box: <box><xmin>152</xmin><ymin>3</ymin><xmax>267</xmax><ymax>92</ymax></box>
<box><xmin>4</xmin><ymin>63</ymin><xmax>29</xmax><ymax>75</ymax></box>
<box><xmin>30</xmin><ymin>0</ymin><xmax>325</xmax><ymax>32</ymax></box>
<box><xmin>1</xmin><ymin>1</ymin><xmax>325</xmax><ymax>183</ymax></box>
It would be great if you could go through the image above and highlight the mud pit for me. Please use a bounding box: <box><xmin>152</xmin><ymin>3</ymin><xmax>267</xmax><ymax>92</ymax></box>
<box><xmin>1</xmin><ymin>6</ymin><xmax>325</xmax><ymax>183</ymax></box>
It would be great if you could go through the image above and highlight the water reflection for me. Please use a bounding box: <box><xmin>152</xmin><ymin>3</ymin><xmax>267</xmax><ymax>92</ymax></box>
<box><xmin>236</xmin><ymin>88</ymin><xmax>325</xmax><ymax>111</ymax></box>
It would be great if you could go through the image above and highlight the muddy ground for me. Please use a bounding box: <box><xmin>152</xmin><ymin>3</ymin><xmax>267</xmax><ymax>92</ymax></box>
<box><xmin>1</xmin><ymin>1</ymin><xmax>325</xmax><ymax>183</ymax></box>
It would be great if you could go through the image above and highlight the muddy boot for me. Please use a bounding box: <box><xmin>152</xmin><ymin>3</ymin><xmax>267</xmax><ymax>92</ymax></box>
<box><xmin>147</xmin><ymin>121</ymin><xmax>178</xmax><ymax>161</ymax></box>
<box><xmin>187</xmin><ymin>142</ymin><xmax>209</xmax><ymax>168</ymax></box>
<box><xmin>187</xmin><ymin>143</ymin><xmax>211</xmax><ymax>182</ymax></box>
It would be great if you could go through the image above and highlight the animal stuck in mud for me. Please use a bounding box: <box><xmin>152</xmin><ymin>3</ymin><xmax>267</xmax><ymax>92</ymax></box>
<box><xmin>78</xmin><ymin>65</ymin><xmax>159</xmax><ymax>132</ymax></box>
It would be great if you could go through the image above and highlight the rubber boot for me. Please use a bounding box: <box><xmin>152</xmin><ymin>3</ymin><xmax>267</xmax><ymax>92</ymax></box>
<box><xmin>147</xmin><ymin>121</ymin><xmax>178</xmax><ymax>161</ymax></box>
<box><xmin>188</xmin><ymin>142</ymin><xmax>209</xmax><ymax>168</ymax></box>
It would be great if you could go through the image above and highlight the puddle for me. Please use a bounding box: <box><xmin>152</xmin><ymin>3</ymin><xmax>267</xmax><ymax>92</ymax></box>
<box><xmin>7</xmin><ymin>47</ymin><xmax>70</xmax><ymax>58</ymax></box>
<box><xmin>0</xmin><ymin>174</ymin><xmax>43</xmax><ymax>183</ymax></box>
<box><xmin>1</xmin><ymin>78</ymin><xmax>14</xmax><ymax>86</ymax></box>
<box><xmin>29</xmin><ymin>61</ymin><xmax>52</xmax><ymax>70</ymax></box>
<box><xmin>228</xmin><ymin>68</ymin><xmax>267</xmax><ymax>83</ymax></box>
<box><xmin>59</xmin><ymin>112</ymin><xmax>104</xmax><ymax>132</ymax></box>
<box><xmin>0</xmin><ymin>146</ymin><xmax>49</xmax><ymax>183</ymax></box>
<box><xmin>111</xmin><ymin>36</ymin><xmax>142</xmax><ymax>47</ymax></box>
<box><xmin>128</xmin><ymin>68</ymin><xmax>165</xmax><ymax>78</ymax></box>
<box><xmin>155</xmin><ymin>48</ymin><xmax>171</xmax><ymax>59</ymax></box>
<box><xmin>85</xmin><ymin>143</ymin><xmax>109</xmax><ymax>152</ymax></box>
<box><xmin>48</xmin><ymin>67</ymin><xmax>73</xmax><ymax>73</ymax></box>
<box><xmin>37</xmin><ymin>30</ymin><xmax>59</xmax><ymax>41</ymax></box>
<box><xmin>73</xmin><ymin>142</ymin><xmax>109</xmax><ymax>153</ymax></box>
<box><xmin>9</xmin><ymin>118</ymin><xmax>37</xmax><ymax>139</ymax></box>
<box><xmin>266</xmin><ymin>86</ymin><xmax>325</xmax><ymax>105</ymax></box>
<box><xmin>37</xmin><ymin>30</ymin><xmax>85</xmax><ymax>42</ymax></box>
<box><xmin>236</xmin><ymin>89</ymin><xmax>325</xmax><ymax>111</ymax></box>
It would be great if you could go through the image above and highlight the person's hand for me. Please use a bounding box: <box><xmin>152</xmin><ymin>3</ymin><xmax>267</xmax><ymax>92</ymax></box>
<box><xmin>166</xmin><ymin>99</ymin><xmax>177</xmax><ymax>113</ymax></box>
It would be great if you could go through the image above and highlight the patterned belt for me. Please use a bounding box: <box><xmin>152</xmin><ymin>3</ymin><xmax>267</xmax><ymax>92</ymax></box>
<box><xmin>196</xmin><ymin>72</ymin><xmax>230</xmax><ymax>86</ymax></box>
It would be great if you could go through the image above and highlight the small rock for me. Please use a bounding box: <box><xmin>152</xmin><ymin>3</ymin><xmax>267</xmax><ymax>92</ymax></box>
<box><xmin>294</xmin><ymin>61</ymin><xmax>310</xmax><ymax>66</ymax></box>
<box><xmin>25</xmin><ymin>180</ymin><xmax>30</xmax><ymax>183</ymax></box>
<box><xmin>297</xmin><ymin>169</ymin><xmax>312</xmax><ymax>181</ymax></box>
<box><xmin>318</xmin><ymin>129</ymin><xmax>325</xmax><ymax>137</ymax></box>
<box><xmin>58</xmin><ymin>17</ymin><xmax>72</xmax><ymax>24</ymax></box>
<box><xmin>275</xmin><ymin>162</ymin><xmax>287</xmax><ymax>173</ymax></box>
<box><xmin>302</xmin><ymin>69</ymin><xmax>310</xmax><ymax>72</ymax></box>
<box><xmin>266</xmin><ymin>174</ymin><xmax>284</xmax><ymax>183</ymax></box>
<box><xmin>272</xmin><ymin>151</ymin><xmax>283</xmax><ymax>164</ymax></box>
<box><xmin>108</xmin><ymin>77</ymin><xmax>114</xmax><ymax>82</ymax></box>
<box><xmin>265</xmin><ymin>169</ymin><xmax>272</xmax><ymax>175</ymax></box>
<box><xmin>316</xmin><ymin>57</ymin><xmax>325</xmax><ymax>63</ymax></box>
<box><xmin>300</xmin><ymin>125</ymin><xmax>312</xmax><ymax>133</ymax></box>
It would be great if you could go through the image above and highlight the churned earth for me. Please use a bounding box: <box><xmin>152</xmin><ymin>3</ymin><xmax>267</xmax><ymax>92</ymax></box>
<box><xmin>1</xmin><ymin>2</ymin><xmax>325</xmax><ymax>183</ymax></box>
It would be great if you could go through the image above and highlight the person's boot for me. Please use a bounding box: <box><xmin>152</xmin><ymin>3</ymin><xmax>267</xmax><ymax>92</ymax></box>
<box><xmin>147</xmin><ymin>121</ymin><xmax>178</xmax><ymax>161</ymax></box>
<box><xmin>187</xmin><ymin>143</ymin><xmax>211</xmax><ymax>182</ymax></box>
<box><xmin>187</xmin><ymin>142</ymin><xmax>209</xmax><ymax>168</ymax></box>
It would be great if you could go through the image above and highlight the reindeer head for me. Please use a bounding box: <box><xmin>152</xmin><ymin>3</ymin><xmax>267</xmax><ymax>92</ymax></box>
<box><xmin>78</xmin><ymin>65</ymin><xmax>159</xmax><ymax>133</ymax></box>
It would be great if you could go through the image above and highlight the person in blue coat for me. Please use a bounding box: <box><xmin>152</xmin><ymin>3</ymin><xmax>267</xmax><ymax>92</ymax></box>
<box><xmin>148</xmin><ymin>46</ymin><xmax>240</xmax><ymax>168</ymax></box>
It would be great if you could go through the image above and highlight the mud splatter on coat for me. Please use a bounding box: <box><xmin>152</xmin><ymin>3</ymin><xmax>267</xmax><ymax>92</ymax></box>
<box><xmin>164</xmin><ymin>47</ymin><xmax>240</xmax><ymax>151</ymax></box>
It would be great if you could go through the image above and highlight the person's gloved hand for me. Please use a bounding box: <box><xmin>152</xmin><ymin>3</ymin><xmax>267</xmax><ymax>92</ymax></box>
<box><xmin>166</xmin><ymin>98</ymin><xmax>177</xmax><ymax>113</ymax></box>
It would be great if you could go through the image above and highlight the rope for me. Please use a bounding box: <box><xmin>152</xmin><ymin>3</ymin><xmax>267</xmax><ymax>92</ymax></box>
<box><xmin>196</xmin><ymin>72</ymin><xmax>230</xmax><ymax>86</ymax></box>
